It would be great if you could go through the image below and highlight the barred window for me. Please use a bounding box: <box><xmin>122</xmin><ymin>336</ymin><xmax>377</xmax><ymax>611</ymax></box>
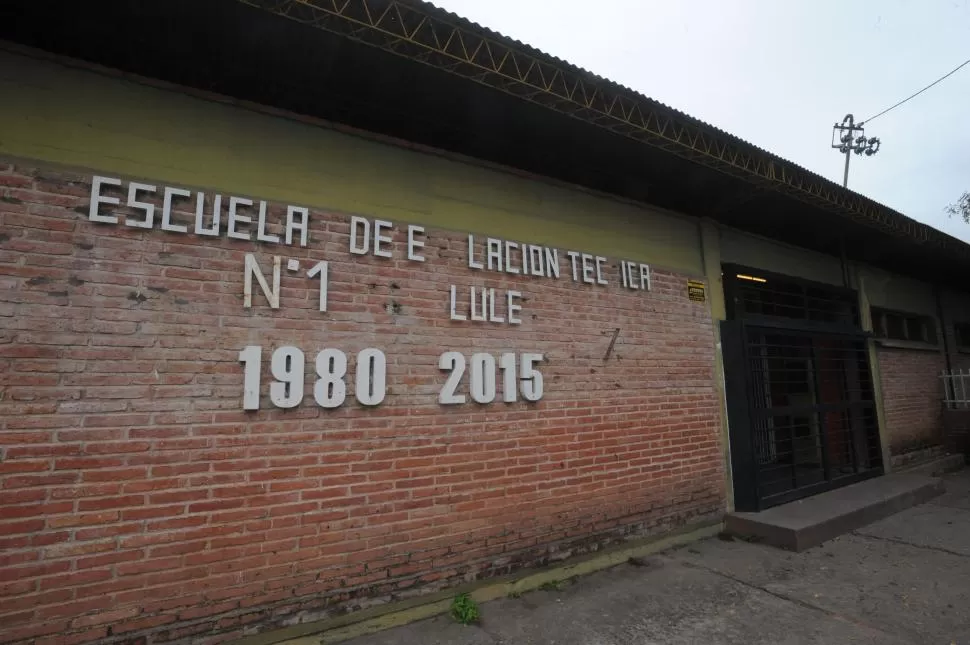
<box><xmin>871</xmin><ymin>307</ymin><xmax>937</xmax><ymax>345</ymax></box>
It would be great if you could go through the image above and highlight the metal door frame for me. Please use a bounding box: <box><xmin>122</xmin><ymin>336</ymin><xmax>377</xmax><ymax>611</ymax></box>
<box><xmin>721</xmin><ymin>265</ymin><xmax>884</xmax><ymax>512</ymax></box>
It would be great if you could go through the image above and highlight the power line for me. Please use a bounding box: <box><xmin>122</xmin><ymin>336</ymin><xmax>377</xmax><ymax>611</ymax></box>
<box><xmin>861</xmin><ymin>57</ymin><xmax>970</xmax><ymax>125</ymax></box>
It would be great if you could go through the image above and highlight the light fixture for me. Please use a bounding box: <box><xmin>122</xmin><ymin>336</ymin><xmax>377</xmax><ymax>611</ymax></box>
<box><xmin>736</xmin><ymin>274</ymin><xmax>767</xmax><ymax>283</ymax></box>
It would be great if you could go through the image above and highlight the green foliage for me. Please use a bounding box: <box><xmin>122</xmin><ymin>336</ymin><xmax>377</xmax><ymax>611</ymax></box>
<box><xmin>538</xmin><ymin>579</ymin><xmax>567</xmax><ymax>591</ymax></box>
<box><xmin>450</xmin><ymin>593</ymin><xmax>480</xmax><ymax>625</ymax></box>
<box><xmin>946</xmin><ymin>191</ymin><xmax>970</xmax><ymax>223</ymax></box>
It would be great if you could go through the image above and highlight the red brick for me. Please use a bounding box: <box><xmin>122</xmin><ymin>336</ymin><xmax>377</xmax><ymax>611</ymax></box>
<box><xmin>0</xmin><ymin>459</ymin><xmax>51</xmax><ymax>474</ymax></box>
<box><xmin>0</xmin><ymin>550</ymin><xmax>40</xmax><ymax>568</ymax></box>
<box><xmin>75</xmin><ymin>522</ymin><xmax>142</xmax><ymax>540</ymax></box>
<box><xmin>70</xmin><ymin>606</ymin><xmax>140</xmax><ymax>629</ymax></box>
<box><xmin>76</xmin><ymin>495</ymin><xmax>146</xmax><ymax>512</ymax></box>
<box><xmin>1</xmin><ymin>588</ymin><xmax>74</xmax><ymax>614</ymax></box>
<box><xmin>35</xmin><ymin>627</ymin><xmax>108</xmax><ymax>645</ymax></box>
<box><xmin>50</xmin><ymin>483</ymin><xmax>123</xmax><ymax>500</ymax></box>
<box><xmin>116</xmin><ymin>556</ymin><xmax>184</xmax><ymax>577</ymax></box>
<box><xmin>0</xmin><ymin>610</ymin><xmax>35</xmax><ymax>628</ymax></box>
<box><xmin>44</xmin><ymin>539</ymin><xmax>117</xmax><ymax>559</ymax></box>
<box><xmin>47</xmin><ymin>511</ymin><xmax>120</xmax><ymax>529</ymax></box>
<box><xmin>178</xmin><ymin>600</ymin><xmax>240</xmax><ymax>621</ymax></box>
<box><xmin>0</xmin><ymin>163</ymin><xmax>728</xmax><ymax>645</ymax></box>
<box><xmin>121</xmin><ymin>504</ymin><xmax>185</xmax><ymax>521</ymax></box>
<box><xmin>1</xmin><ymin>619</ymin><xmax>69</xmax><ymax>641</ymax></box>
<box><xmin>879</xmin><ymin>347</ymin><xmax>945</xmax><ymax>455</ymax></box>
<box><xmin>38</xmin><ymin>569</ymin><xmax>112</xmax><ymax>591</ymax></box>
<box><xmin>106</xmin><ymin>612</ymin><xmax>179</xmax><ymax>635</ymax></box>
<box><xmin>1</xmin><ymin>501</ymin><xmax>74</xmax><ymax>519</ymax></box>
<box><xmin>0</xmin><ymin>488</ymin><xmax>48</xmax><ymax>505</ymax></box>
<box><xmin>81</xmin><ymin>467</ymin><xmax>148</xmax><ymax>482</ymax></box>
<box><xmin>149</xmin><ymin>539</ymin><xmax>208</xmax><ymax>557</ymax></box>
<box><xmin>76</xmin><ymin>549</ymin><xmax>145</xmax><ymax>569</ymax></box>
<box><xmin>149</xmin><ymin>489</ymin><xmax>209</xmax><ymax>504</ymax></box>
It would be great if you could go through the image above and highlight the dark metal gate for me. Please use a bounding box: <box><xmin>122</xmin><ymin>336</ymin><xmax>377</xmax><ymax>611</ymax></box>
<box><xmin>722</xmin><ymin>265</ymin><xmax>883</xmax><ymax>511</ymax></box>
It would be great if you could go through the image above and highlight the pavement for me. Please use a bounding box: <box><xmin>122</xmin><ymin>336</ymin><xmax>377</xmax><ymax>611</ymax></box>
<box><xmin>342</xmin><ymin>469</ymin><xmax>970</xmax><ymax>645</ymax></box>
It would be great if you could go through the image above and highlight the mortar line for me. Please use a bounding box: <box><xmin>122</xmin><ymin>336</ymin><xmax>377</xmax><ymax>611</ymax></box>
<box><xmin>851</xmin><ymin>531</ymin><xmax>970</xmax><ymax>559</ymax></box>
<box><xmin>675</xmin><ymin>558</ymin><xmax>916</xmax><ymax>642</ymax></box>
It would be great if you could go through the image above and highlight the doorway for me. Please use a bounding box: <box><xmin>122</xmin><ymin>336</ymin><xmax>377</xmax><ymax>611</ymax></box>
<box><xmin>721</xmin><ymin>265</ymin><xmax>883</xmax><ymax>511</ymax></box>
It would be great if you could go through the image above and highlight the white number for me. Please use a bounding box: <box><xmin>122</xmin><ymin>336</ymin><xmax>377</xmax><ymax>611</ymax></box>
<box><xmin>244</xmin><ymin>345</ymin><xmax>387</xmax><ymax>410</ymax></box>
<box><xmin>306</xmin><ymin>260</ymin><xmax>329</xmax><ymax>312</ymax></box>
<box><xmin>500</xmin><ymin>352</ymin><xmax>516</xmax><ymax>403</ymax></box>
<box><xmin>239</xmin><ymin>345</ymin><xmax>262</xmax><ymax>410</ymax></box>
<box><xmin>470</xmin><ymin>353</ymin><xmax>496</xmax><ymax>404</ymax></box>
<box><xmin>438</xmin><ymin>352</ymin><xmax>543</xmax><ymax>405</ymax></box>
<box><xmin>438</xmin><ymin>351</ymin><xmax>466</xmax><ymax>404</ymax></box>
<box><xmin>270</xmin><ymin>346</ymin><xmax>304</xmax><ymax>408</ymax></box>
<box><xmin>356</xmin><ymin>348</ymin><xmax>387</xmax><ymax>406</ymax></box>
<box><xmin>314</xmin><ymin>348</ymin><xmax>347</xmax><ymax>408</ymax></box>
<box><xmin>520</xmin><ymin>353</ymin><xmax>544</xmax><ymax>402</ymax></box>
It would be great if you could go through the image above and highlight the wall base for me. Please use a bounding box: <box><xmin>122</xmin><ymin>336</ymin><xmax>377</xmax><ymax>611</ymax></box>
<box><xmin>232</xmin><ymin>520</ymin><xmax>724</xmax><ymax>645</ymax></box>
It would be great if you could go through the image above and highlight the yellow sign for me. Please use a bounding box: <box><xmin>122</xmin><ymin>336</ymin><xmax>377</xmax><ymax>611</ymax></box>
<box><xmin>688</xmin><ymin>279</ymin><xmax>706</xmax><ymax>302</ymax></box>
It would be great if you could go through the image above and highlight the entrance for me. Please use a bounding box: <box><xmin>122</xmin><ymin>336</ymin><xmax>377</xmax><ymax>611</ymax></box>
<box><xmin>721</xmin><ymin>265</ymin><xmax>883</xmax><ymax>511</ymax></box>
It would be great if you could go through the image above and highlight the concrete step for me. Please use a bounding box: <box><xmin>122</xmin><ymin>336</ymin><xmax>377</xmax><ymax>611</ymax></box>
<box><xmin>895</xmin><ymin>453</ymin><xmax>965</xmax><ymax>477</ymax></box>
<box><xmin>725</xmin><ymin>473</ymin><xmax>944</xmax><ymax>551</ymax></box>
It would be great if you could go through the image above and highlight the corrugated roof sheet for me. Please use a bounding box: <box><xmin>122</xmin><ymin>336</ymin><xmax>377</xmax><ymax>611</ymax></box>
<box><xmin>412</xmin><ymin>0</ymin><xmax>966</xmax><ymax>252</ymax></box>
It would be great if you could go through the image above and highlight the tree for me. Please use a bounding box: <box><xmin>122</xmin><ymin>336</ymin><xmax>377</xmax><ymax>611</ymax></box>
<box><xmin>947</xmin><ymin>191</ymin><xmax>970</xmax><ymax>224</ymax></box>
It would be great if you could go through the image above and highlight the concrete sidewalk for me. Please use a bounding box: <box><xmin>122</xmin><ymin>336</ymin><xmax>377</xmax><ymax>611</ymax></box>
<box><xmin>341</xmin><ymin>470</ymin><xmax>970</xmax><ymax>645</ymax></box>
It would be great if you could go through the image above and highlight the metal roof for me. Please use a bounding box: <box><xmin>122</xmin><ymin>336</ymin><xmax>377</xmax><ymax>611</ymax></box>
<box><xmin>2</xmin><ymin>0</ymin><xmax>969</xmax><ymax>287</ymax></box>
<box><xmin>245</xmin><ymin>0</ymin><xmax>958</xmax><ymax>242</ymax></box>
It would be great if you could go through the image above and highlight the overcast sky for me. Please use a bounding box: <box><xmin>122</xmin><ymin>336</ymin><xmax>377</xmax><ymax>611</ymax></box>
<box><xmin>429</xmin><ymin>0</ymin><xmax>970</xmax><ymax>241</ymax></box>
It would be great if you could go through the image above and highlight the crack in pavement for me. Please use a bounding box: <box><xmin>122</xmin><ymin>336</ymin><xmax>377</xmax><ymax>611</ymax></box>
<box><xmin>927</xmin><ymin>499</ymin><xmax>970</xmax><ymax>511</ymax></box>
<box><xmin>850</xmin><ymin>531</ymin><xmax>970</xmax><ymax>559</ymax></box>
<box><xmin>673</xmin><ymin>558</ymin><xmax>917</xmax><ymax>643</ymax></box>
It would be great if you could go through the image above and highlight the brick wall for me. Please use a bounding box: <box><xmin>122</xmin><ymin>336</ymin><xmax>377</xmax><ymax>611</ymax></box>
<box><xmin>0</xmin><ymin>163</ymin><xmax>725</xmax><ymax>644</ymax></box>
<box><xmin>877</xmin><ymin>346</ymin><xmax>945</xmax><ymax>455</ymax></box>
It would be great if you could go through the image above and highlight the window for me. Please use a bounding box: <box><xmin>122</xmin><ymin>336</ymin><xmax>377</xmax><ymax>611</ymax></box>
<box><xmin>870</xmin><ymin>307</ymin><xmax>938</xmax><ymax>345</ymax></box>
<box><xmin>954</xmin><ymin>322</ymin><xmax>970</xmax><ymax>351</ymax></box>
<box><xmin>731</xmin><ymin>271</ymin><xmax>858</xmax><ymax>326</ymax></box>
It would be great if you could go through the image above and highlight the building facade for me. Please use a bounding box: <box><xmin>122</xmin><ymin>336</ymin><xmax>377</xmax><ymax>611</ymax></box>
<box><xmin>1</xmin><ymin>1</ymin><xmax>969</xmax><ymax>643</ymax></box>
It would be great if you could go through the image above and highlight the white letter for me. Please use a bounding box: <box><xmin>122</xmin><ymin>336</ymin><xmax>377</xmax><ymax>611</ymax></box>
<box><xmin>488</xmin><ymin>288</ymin><xmax>505</xmax><ymax>323</ymax></box>
<box><xmin>529</xmin><ymin>246</ymin><xmax>545</xmax><ymax>277</ymax></box>
<box><xmin>504</xmin><ymin>241</ymin><xmax>520</xmax><ymax>274</ymax></box>
<box><xmin>256</xmin><ymin>201</ymin><xmax>280</xmax><ymax>244</ymax></box>
<box><xmin>640</xmin><ymin>264</ymin><xmax>651</xmax><ymax>291</ymax></box>
<box><xmin>470</xmin><ymin>287</ymin><xmax>487</xmax><ymax>322</ymax></box>
<box><xmin>620</xmin><ymin>261</ymin><xmax>628</xmax><ymax>288</ymax></box>
<box><xmin>521</xmin><ymin>244</ymin><xmax>530</xmax><ymax>275</ymax></box>
<box><xmin>408</xmin><ymin>225</ymin><xmax>425</xmax><ymax>262</ymax></box>
<box><xmin>125</xmin><ymin>182</ymin><xmax>156</xmax><ymax>229</ymax></box>
<box><xmin>449</xmin><ymin>285</ymin><xmax>467</xmax><ymax>321</ymax></box>
<box><xmin>468</xmin><ymin>234</ymin><xmax>483</xmax><ymax>270</ymax></box>
<box><xmin>486</xmin><ymin>238</ymin><xmax>502</xmax><ymax>271</ymax></box>
<box><xmin>243</xmin><ymin>253</ymin><xmax>281</xmax><ymax>309</ymax></box>
<box><xmin>581</xmin><ymin>254</ymin><xmax>595</xmax><ymax>284</ymax></box>
<box><xmin>307</xmin><ymin>260</ymin><xmax>328</xmax><ymax>312</ymax></box>
<box><xmin>595</xmin><ymin>256</ymin><xmax>608</xmax><ymax>285</ymax></box>
<box><xmin>567</xmin><ymin>251</ymin><xmax>580</xmax><ymax>282</ymax></box>
<box><xmin>195</xmin><ymin>193</ymin><xmax>221</xmax><ymax>236</ymax></box>
<box><xmin>545</xmin><ymin>248</ymin><xmax>560</xmax><ymax>279</ymax></box>
<box><xmin>161</xmin><ymin>186</ymin><xmax>190</xmax><ymax>234</ymax></box>
<box><xmin>507</xmin><ymin>291</ymin><xmax>522</xmax><ymax>325</ymax></box>
<box><xmin>89</xmin><ymin>176</ymin><xmax>121</xmax><ymax>224</ymax></box>
<box><xmin>627</xmin><ymin>262</ymin><xmax>638</xmax><ymax>289</ymax></box>
<box><xmin>374</xmin><ymin>219</ymin><xmax>393</xmax><ymax>258</ymax></box>
<box><xmin>228</xmin><ymin>197</ymin><xmax>253</xmax><ymax>241</ymax></box>
<box><xmin>285</xmin><ymin>206</ymin><xmax>309</xmax><ymax>247</ymax></box>
<box><xmin>350</xmin><ymin>216</ymin><xmax>370</xmax><ymax>255</ymax></box>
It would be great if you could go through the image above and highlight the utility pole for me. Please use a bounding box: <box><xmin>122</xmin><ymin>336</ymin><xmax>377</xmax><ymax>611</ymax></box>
<box><xmin>831</xmin><ymin>114</ymin><xmax>881</xmax><ymax>188</ymax></box>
